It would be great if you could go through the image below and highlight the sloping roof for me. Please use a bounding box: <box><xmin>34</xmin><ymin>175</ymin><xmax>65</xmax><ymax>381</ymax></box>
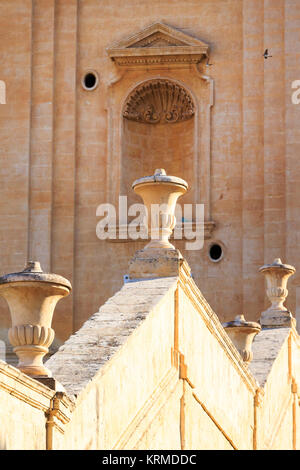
<box><xmin>45</xmin><ymin>277</ymin><xmax>178</xmax><ymax>396</ymax></box>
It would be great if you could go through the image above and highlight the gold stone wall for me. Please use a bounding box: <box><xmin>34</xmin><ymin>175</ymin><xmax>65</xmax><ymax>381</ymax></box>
<box><xmin>1</xmin><ymin>0</ymin><xmax>300</xmax><ymax>350</ymax></box>
<box><xmin>0</xmin><ymin>270</ymin><xmax>299</xmax><ymax>450</ymax></box>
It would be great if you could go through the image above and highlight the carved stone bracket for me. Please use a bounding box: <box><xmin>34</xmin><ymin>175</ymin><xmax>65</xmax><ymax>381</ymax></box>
<box><xmin>123</xmin><ymin>79</ymin><xmax>194</xmax><ymax>124</ymax></box>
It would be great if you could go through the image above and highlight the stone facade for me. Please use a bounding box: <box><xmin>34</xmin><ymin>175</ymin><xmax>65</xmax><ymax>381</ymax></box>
<box><xmin>1</xmin><ymin>0</ymin><xmax>300</xmax><ymax>449</ymax></box>
<box><xmin>1</xmin><ymin>0</ymin><xmax>300</xmax><ymax>351</ymax></box>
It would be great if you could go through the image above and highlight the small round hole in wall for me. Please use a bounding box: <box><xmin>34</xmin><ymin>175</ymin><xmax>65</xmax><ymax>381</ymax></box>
<box><xmin>82</xmin><ymin>71</ymin><xmax>99</xmax><ymax>91</ymax></box>
<box><xmin>209</xmin><ymin>243</ymin><xmax>223</xmax><ymax>262</ymax></box>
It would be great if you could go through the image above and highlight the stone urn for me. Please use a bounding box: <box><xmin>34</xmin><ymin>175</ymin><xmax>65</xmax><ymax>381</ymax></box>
<box><xmin>0</xmin><ymin>261</ymin><xmax>71</xmax><ymax>377</ymax></box>
<box><xmin>223</xmin><ymin>315</ymin><xmax>261</xmax><ymax>365</ymax></box>
<box><xmin>132</xmin><ymin>168</ymin><xmax>188</xmax><ymax>250</ymax></box>
<box><xmin>259</xmin><ymin>258</ymin><xmax>296</xmax><ymax>328</ymax></box>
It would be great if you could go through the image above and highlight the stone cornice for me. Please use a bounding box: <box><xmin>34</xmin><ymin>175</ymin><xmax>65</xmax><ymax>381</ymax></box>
<box><xmin>107</xmin><ymin>22</ymin><xmax>209</xmax><ymax>67</ymax></box>
<box><xmin>0</xmin><ymin>360</ymin><xmax>75</xmax><ymax>442</ymax></box>
<box><xmin>0</xmin><ymin>360</ymin><xmax>55</xmax><ymax>412</ymax></box>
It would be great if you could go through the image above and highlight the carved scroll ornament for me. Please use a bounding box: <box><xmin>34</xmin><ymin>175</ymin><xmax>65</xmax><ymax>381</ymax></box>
<box><xmin>123</xmin><ymin>80</ymin><xmax>195</xmax><ymax>124</ymax></box>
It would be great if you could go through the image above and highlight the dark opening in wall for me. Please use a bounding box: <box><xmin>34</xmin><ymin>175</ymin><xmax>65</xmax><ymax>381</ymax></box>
<box><xmin>209</xmin><ymin>243</ymin><xmax>223</xmax><ymax>262</ymax></box>
<box><xmin>82</xmin><ymin>71</ymin><xmax>98</xmax><ymax>90</ymax></box>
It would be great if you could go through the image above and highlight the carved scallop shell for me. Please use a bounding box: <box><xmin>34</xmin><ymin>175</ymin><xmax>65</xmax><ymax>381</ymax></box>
<box><xmin>123</xmin><ymin>79</ymin><xmax>195</xmax><ymax>124</ymax></box>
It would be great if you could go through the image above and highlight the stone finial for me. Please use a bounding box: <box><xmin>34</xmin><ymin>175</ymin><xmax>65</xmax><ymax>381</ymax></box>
<box><xmin>154</xmin><ymin>168</ymin><xmax>166</xmax><ymax>176</ymax></box>
<box><xmin>259</xmin><ymin>258</ymin><xmax>296</xmax><ymax>328</ymax></box>
<box><xmin>129</xmin><ymin>169</ymin><xmax>189</xmax><ymax>279</ymax></box>
<box><xmin>0</xmin><ymin>261</ymin><xmax>71</xmax><ymax>378</ymax></box>
<box><xmin>223</xmin><ymin>315</ymin><xmax>261</xmax><ymax>365</ymax></box>
<box><xmin>131</xmin><ymin>168</ymin><xmax>188</xmax><ymax>251</ymax></box>
<box><xmin>22</xmin><ymin>261</ymin><xmax>42</xmax><ymax>273</ymax></box>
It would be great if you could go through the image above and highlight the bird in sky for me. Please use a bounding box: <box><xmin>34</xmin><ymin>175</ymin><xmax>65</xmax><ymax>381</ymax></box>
<box><xmin>263</xmin><ymin>49</ymin><xmax>272</xmax><ymax>59</ymax></box>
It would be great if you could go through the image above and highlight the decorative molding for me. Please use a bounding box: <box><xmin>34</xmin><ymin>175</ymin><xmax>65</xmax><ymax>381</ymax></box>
<box><xmin>0</xmin><ymin>360</ymin><xmax>54</xmax><ymax>412</ymax></box>
<box><xmin>123</xmin><ymin>79</ymin><xmax>194</xmax><ymax>124</ymax></box>
<box><xmin>291</xmin><ymin>378</ymin><xmax>298</xmax><ymax>394</ymax></box>
<box><xmin>195</xmin><ymin>68</ymin><xmax>214</xmax><ymax>221</ymax></box>
<box><xmin>46</xmin><ymin>391</ymin><xmax>75</xmax><ymax>449</ymax></box>
<box><xmin>9</xmin><ymin>325</ymin><xmax>54</xmax><ymax>348</ymax></box>
<box><xmin>0</xmin><ymin>361</ymin><xmax>74</xmax><ymax>451</ymax></box>
<box><xmin>254</xmin><ymin>387</ymin><xmax>264</xmax><ymax>408</ymax></box>
<box><xmin>179</xmin><ymin>353</ymin><xmax>195</xmax><ymax>389</ymax></box>
<box><xmin>107</xmin><ymin>22</ymin><xmax>209</xmax><ymax>67</ymax></box>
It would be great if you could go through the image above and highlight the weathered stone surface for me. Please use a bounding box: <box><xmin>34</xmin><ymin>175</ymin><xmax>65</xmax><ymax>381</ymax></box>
<box><xmin>34</xmin><ymin>376</ymin><xmax>66</xmax><ymax>392</ymax></box>
<box><xmin>3</xmin><ymin>0</ymin><xmax>300</xmax><ymax>343</ymax></box>
<box><xmin>46</xmin><ymin>277</ymin><xmax>178</xmax><ymax>396</ymax></box>
<box><xmin>0</xmin><ymin>262</ymin><xmax>300</xmax><ymax>449</ymax></box>
<box><xmin>129</xmin><ymin>248</ymin><xmax>187</xmax><ymax>279</ymax></box>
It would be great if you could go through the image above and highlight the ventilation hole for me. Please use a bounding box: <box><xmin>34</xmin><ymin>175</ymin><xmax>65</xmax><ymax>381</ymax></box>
<box><xmin>209</xmin><ymin>243</ymin><xmax>223</xmax><ymax>262</ymax></box>
<box><xmin>82</xmin><ymin>72</ymin><xmax>98</xmax><ymax>90</ymax></box>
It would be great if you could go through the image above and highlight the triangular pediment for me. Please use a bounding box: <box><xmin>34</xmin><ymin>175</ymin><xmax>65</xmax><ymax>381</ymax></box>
<box><xmin>129</xmin><ymin>32</ymin><xmax>187</xmax><ymax>48</ymax></box>
<box><xmin>107</xmin><ymin>22</ymin><xmax>209</xmax><ymax>66</ymax></box>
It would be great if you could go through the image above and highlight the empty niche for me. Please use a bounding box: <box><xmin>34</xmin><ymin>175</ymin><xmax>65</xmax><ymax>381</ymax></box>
<box><xmin>121</xmin><ymin>79</ymin><xmax>197</xmax><ymax>208</ymax></box>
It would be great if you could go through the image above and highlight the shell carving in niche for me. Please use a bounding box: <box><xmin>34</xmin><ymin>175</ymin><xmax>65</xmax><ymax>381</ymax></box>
<box><xmin>123</xmin><ymin>80</ymin><xmax>195</xmax><ymax>124</ymax></box>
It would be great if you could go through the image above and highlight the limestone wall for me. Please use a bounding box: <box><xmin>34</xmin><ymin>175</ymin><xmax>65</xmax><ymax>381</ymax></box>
<box><xmin>249</xmin><ymin>327</ymin><xmax>300</xmax><ymax>450</ymax></box>
<box><xmin>3</xmin><ymin>273</ymin><xmax>256</xmax><ymax>449</ymax></box>
<box><xmin>177</xmin><ymin>276</ymin><xmax>257</xmax><ymax>449</ymax></box>
<box><xmin>47</xmin><ymin>277</ymin><xmax>180</xmax><ymax>449</ymax></box>
<box><xmin>2</xmin><ymin>0</ymin><xmax>300</xmax><ymax>350</ymax></box>
<box><xmin>1</xmin><ymin>270</ymin><xmax>300</xmax><ymax>449</ymax></box>
<box><xmin>259</xmin><ymin>333</ymin><xmax>293</xmax><ymax>449</ymax></box>
<box><xmin>47</xmin><ymin>272</ymin><xmax>258</xmax><ymax>450</ymax></box>
<box><xmin>0</xmin><ymin>361</ymin><xmax>53</xmax><ymax>450</ymax></box>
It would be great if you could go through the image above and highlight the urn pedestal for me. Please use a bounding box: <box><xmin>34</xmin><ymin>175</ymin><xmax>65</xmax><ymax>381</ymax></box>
<box><xmin>259</xmin><ymin>258</ymin><xmax>296</xmax><ymax>328</ymax></box>
<box><xmin>223</xmin><ymin>315</ymin><xmax>261</xmax><ymax>365</ymax></box>
<box><xmin>0</xmin><ymin>261</ymin><xmax>71</xmax><ymax>378</ymax></box>
<box><xmin>129</xmin><ymin>169</ymin><xmax>188</xmax><ymax>279</ymax></box>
